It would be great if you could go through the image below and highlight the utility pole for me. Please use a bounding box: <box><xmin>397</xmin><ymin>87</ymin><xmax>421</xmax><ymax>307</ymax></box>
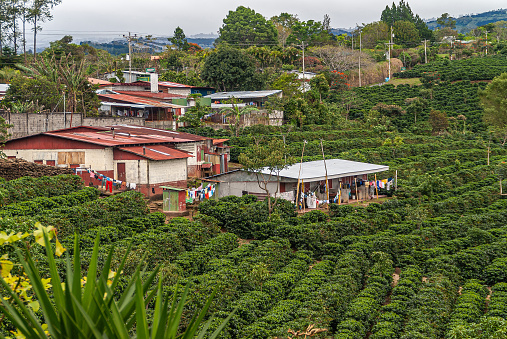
<box><xmin>386</xmin><ymin>26</ymin><xmax>394</xmax><ymax>82</ymax></box>
<box><xmin>422</xmin><ymin>39</ymin><xmax>428</xmax><ymax>64</ymax></box>
<box><xmin>123</xmin><ymin>32</ymin><xmax>137</xmax><ymax>83</ymax></box>
<box><xmin>296</xmin><ymin>41</ymin><xmax>308</xmax><ymax>85</ymax></box>
<box><xmin>485</xmin><ymin>30</ymin><xmax>489</xmax><ymax>55</ymax></box>
<box><xmin>390</xmin><ymin>26</ymin><xmax>393</xmax><ymax>80</ymax></box>
<box><xmin>359</xmin><ymin>31</ymin><xmax>362</xmax><ymax>87</ymax></box>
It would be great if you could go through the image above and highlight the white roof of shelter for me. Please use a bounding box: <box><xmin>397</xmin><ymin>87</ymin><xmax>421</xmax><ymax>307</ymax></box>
<box><xmin>259</xmin><ymin>159</ymin><xmax>389</xmax><ymax>182</ymax></box>
<box><xmin>204</xmin><ymin>90</ymin><xmax>282</xmax><ymax>100</ymax></box>
<box><xmin>0</xmin><ymin>84</ymin><xmax>9</xmax><ymax>92</ymax></box>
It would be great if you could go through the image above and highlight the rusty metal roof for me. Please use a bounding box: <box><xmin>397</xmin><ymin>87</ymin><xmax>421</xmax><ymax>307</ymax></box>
<box><xmin>5</xmin><ymin>125</ymin><xmax>209</xmax><ymax>148</ymax></box>
<box><xmin>107</xmin><ymin>125</ymin><xmax>209</xmax><ymax>142</ymax></box>
<box><xmin>212</xmin><ymin>139</ymin><xmax>229</xmax><ymax>145</ymax></box>
<box><xmin>88</xmin><ymin>78</ymin><xmax>113</xmax><ymax>85</ymax></box>
<box><xmin>44</xmin><ymin>125</ymin><xmax>208</xmax><ymax>146</ymax></box>
<box><xmin>116</xmin><ymin>91</ymin><xmax>186</xmax><ymax>100</ymax></box>
<box><xmin>118</xmin><ymin>145</ymin><xmax>192</xmax><ymax>161</ymax></box>
<box><xmin>136</xmin><ymin>80</ymin><xmax>213</xmax><ymax>89</ymax></box>
<box><xmin>98</xmin><ymin>93</ymin><xmax>182</xmax><ymax>108</ymax></box>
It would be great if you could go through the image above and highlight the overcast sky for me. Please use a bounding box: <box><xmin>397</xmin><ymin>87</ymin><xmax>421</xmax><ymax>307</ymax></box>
<box><xmin>35</xmin><ymin>0</ymin><xmax>507</xmax><ymax>43</ymax></box>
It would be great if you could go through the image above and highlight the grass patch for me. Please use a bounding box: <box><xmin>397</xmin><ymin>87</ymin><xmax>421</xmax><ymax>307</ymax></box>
<box><xmin>389</xmin><ymin>77</ymin><xmax>421</xmax><ymax>87</ymax></box>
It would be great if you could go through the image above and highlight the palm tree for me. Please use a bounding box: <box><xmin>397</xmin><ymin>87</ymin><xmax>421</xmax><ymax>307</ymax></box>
<box><xmin>219</xmin><ymin>97</ymin><xmax>259</xmax><ymax>137</ymax></box>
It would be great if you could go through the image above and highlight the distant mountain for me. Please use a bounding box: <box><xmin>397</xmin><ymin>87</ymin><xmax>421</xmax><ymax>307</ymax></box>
<box><xmin>331</xmin><ymin>28</ymin><xmax>353</xmax><ymax>36</ymax></box>
<box><xmin>426</xmin><ymin>9</ymin><xmax>507</xmax><ymax>33</ymax></box>
<box><xmin>80</xmin><ymin>34</ymin><xmax>217</xmax><ymax>55</ymax></box>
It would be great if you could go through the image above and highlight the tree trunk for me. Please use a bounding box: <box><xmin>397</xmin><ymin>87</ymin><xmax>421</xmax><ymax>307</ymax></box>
<box><xmin>0</xmin><ymin>24</ymin><xmax>3</xmax><ymax>56</ymax></box>
<box><xmin>22</xmin><ymin>10</ymin><xmax>26</xmax><ymax>62</ymax></box>
<box><xmin>11</xmin><ymin>8</ymin><xmax>17</xmax><ymax>53</ymax></box>
<box><xmin>33</xmin><ymin>14</ymin><xmax>37</xmax><ymax>61</ymax></box>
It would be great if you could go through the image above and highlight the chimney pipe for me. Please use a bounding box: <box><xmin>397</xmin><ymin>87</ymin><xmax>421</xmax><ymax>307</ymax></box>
<box><xmin>150</xmin><ymin>73</ymin><xmax>159</xmax><ymax>93</ymax></box>
<box><xmin>111</xmin><ymin>127</ymin><xmax>115</xmax><ymax>139</ymax></box>
<box><xmin>143</xmin><ymin>146</ymin><xmax>146</xmax><ymax>155</ymax></box>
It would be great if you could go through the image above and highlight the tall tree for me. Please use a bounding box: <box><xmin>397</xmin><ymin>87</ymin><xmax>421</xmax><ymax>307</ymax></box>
<box><xmin>0</xmin><ymin>0</ymin><xmax>8</xmax><ymax>55</ymax></box>
<box><xmin>7</xmin><ymin>0</ymin><xmax>21</xmax><ymax>53</ymax></box>
<box><xmin>201</xmin><ymin>46</ymin><xmax>262</xmax><ymax>91</ymax></box>
<box><xmin>360</xmin><ymin>21</ymin><xmax>389</xmax><ymax>48</ymax></box>
<box><xmin>238</xmin><ymin>138</ymin><xmax>294</xmax><ymax>215</ymax></box>
<box><xmin>480</xmin><ymin>73</ymin><xmax>507</xmax><ymax>144</ymax></box>
<box><xmin>168</xmin><ymin>26</ymin><xmax>189</xmax><ymax>51</ymax></box>
<box><xmin>270</xmin><ymin>12</ymin><xmax>299</xmax><ymax>48</ymax></box>
<box><xmin>393</xmin><ymin>20</ymin><xmax>420</xmax><ymax>45</ymax></box>
<box><xmin>287</xmin><ymin>20</ymin><xmax>333</xmax><ymax>46</ymax></box>
<box><xmin>380</xmin><ymin>1</ymin><xmax>432</xmax><ymax>43</ymax></box>
<box><xmin>436</xmin><ymin>13</ymin><xmax>456</xmax><ymax>29</ymax></box>
<box><xmin>29</xmin><ymin>0</ymin><xmax>62</xmax><ymax>60</ymax></box>
<box><xmin>217</xmin><ymin>6</ymin><xmax>277</xmax><ymax>47</ymax></box>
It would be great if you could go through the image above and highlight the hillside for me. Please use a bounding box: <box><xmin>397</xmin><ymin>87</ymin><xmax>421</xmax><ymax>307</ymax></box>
<box><xmin>426</xmin><ymin>8</ymin><xmax>507</xmax><ymax>33</ymax></box>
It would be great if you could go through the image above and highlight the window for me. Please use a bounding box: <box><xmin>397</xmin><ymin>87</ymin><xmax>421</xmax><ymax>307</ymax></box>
<box><xmin>46</xmin><ymin>160</ymin><xmax>56</xmax><ymax>166</ymax></box>
<box><xmin>34</xmin><ymin>160</ymin><xmax>43</xmax><ymax>164</ymax></box>
<box><xmin>7</xmin><ymin>156</ymin><xmax>16</xmax><ymax>159</ymax></box>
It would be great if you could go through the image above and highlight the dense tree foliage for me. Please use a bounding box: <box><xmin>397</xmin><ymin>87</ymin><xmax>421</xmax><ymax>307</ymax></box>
<box><xmin>201</xmin><ymin>46</ymin><xmax>262</xmax><ymax>91</ymax></box>
<box><xmin>216</xmin><ymin>6</ymin><xmax>277</xmax><ymax>47</ymax></box>
<box><xmin>381</xmin><ymin>0</ymin><xmax>432</xmax><ymax>42</ymax></box>
<box><xmin>480</xmin><ymin>73</ymin><xmax>507</xmax><ymax>144</ymax></box>
<box><xmin>168</xmin><ymin>26</ymin><xmax>189</xmax><ymax>51</ymax></box>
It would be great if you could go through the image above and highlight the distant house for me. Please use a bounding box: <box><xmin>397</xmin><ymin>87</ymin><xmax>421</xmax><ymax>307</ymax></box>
<box><xmin>0</xmin><ymin>84</ymin><xmax>10</xmax><ymax>101</ymax></box>
<box><xmin>96</xmin><ymin>90</ymin><xmax>187</xmax><ymax>130</ymax></box>
<box><xmin>204</xmin><ymin>90</ymin><xmax>282</xmax><ymax>108</ymax></box>
<box><xmin>2</xmin><ymin>125</ymin><xmax>231</xmax><ymax>198</ymax></box>
<box><xmin>203</xmin><ymin>90</ymin><xmax>283</xmax><ymax>126</ymax></box>
<box><xmin>288</xmin><ymin>71</ymin><xmax>317</xmax><ymax>92</ymax></box>
<box><xmin>97</xmin><ymin>79</ymin><xmax>215</xmax><ymax>98</ymax></box>
<box><xmin>157</xmin><ymin>81</ymin><xmax>215</xmax><ymax>97</ymax></box>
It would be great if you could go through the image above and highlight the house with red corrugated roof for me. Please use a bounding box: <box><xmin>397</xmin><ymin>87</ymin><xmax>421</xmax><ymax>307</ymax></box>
<box><xmin>1</xmin><ymin>125</ymin><xmax>229</xmax><ymax>199</ymax></box>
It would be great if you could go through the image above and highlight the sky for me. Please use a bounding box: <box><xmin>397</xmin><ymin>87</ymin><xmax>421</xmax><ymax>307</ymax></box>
<box><xmin>32</xmin><ymin>0</ymin><xmax>507</xmax><ymax>45</ymax></box>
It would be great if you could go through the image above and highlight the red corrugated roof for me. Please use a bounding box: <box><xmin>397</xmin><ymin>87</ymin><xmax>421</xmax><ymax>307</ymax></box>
<box><xmin>135</xmin><ymin>80</ymin><xmax>213</xmax><ymax>89</ymax></box>
<box><xmin>88</xmin><ymin>78</ymin><xmax>113</xmax><ymax>85</ymax></box>
<box><xmin>46</xmin><ymin>130</ymin><xmax>196</xmax><ymax>147</ymax></box>
<box><xmin>6</xmin><ymin>125</ymin><xmax>209</xmax><ymax>147</ymax></box>
<box><xmin>116</xmin><ymin>91</ymin><xmax>186</xmax><ymax>100</ymax></box>
<box><xmin>118</xmin><ymin>145</ymin><xmax>192</xmax><ymax>161</ymax></box>
<box><xmin>213</xmin><ymin>139</ymin><xmax>229</xmax><ymax>145</ymax></box>
<box><xmin>107</xmin><ymin>125</ymin><xmax>209</xmax><ymax>142</ymax></box>
<box><xmin>98</xmin><ymin>93</ymin><xmax>180</xmax><ymax>108</ymax></box>
<box><xmin>158</xmin><ymin>81</ymin><xmax>193</xmax><ymax>88</ymax></box>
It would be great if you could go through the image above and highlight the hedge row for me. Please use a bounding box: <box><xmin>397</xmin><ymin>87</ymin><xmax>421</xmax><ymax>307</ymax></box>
<box><xmin>0</xmin><ymin>187</ymin><xmax>100</xmax><ymax>218</ymax></box>
<box><xmin>0</xmin><ymin>174</ymin><xmax>83</xmax><ymax>205</ymax></box>
<box><xmin>370</xmin><ymin>266</ymin><xmax>423</xmax><ymax>339</ymax></box>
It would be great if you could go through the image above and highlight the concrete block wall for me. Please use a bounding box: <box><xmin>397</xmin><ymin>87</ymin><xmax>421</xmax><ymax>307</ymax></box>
<box><xmin>0</xmin><ymin>111</ymin><xmax>145</xmax><ymax>139</ymax></box>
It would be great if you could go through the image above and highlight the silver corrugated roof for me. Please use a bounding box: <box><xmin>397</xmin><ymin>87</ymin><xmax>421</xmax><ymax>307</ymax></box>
<box><xmin>204</xmin><ymin>90</ymin><xmax>282</xmax><ymax>100</ymax></box>
<box><xmin>259</xmin><ymin>159</ymin><xmax>389</xmax><ymax>182</ymax></box>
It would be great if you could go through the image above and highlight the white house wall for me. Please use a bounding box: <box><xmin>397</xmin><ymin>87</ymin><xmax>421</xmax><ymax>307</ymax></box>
<box><xmin>4</xmin><ymin>148</ymin><xmax>113</xmax><ymax>171</ymax></box>
<box><xmin>147</xmin><ymin>158</ymin><xmax>188</xmax><ymax>184</ymax></box>
<box><xmin>218</xmin><ymin>181</ymin><xmax>279</xmax><ymax>199</ymax></box>
<box><xmin>175</xmin><ymin>142</ymin><xmax>200</xmax><ymax>166</ymax></box>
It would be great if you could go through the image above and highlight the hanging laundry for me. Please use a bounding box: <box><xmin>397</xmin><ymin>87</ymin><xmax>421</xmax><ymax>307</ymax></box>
<box><xmin>105</xmin><ymin>180</ymin><xmax>113</xmax><ymax>193</ymax></box>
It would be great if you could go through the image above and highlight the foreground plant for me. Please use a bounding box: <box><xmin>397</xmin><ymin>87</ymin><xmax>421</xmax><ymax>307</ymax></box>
<box><xmin>0</xmin><ymin>227</ymin><xmax>233</xmax><ymax>338</ymax></box>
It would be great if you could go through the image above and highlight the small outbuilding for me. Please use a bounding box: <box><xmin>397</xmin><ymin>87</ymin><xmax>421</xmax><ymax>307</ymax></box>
<box><xmin>205</xmin><ymin>159</ymin><xmax>390</xmax><ymax>203</ymax></box>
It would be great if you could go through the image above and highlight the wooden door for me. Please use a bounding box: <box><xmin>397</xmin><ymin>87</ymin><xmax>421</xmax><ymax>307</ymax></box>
<box><xmin>170</xmin><ymin>191</ymin><xmax>179</xmax><ymax>211</ymax></box>
<box><xmin>117</xmin><ymin>163</ymin><xmax>126</xmax><ymax>182</ymax></box>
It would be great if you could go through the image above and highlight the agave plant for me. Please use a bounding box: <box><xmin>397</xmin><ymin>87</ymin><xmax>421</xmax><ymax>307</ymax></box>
<box><xmin>0</xmin><ymin>231</ymin><xmax>233</xmax><ymax>338</ymax></box>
